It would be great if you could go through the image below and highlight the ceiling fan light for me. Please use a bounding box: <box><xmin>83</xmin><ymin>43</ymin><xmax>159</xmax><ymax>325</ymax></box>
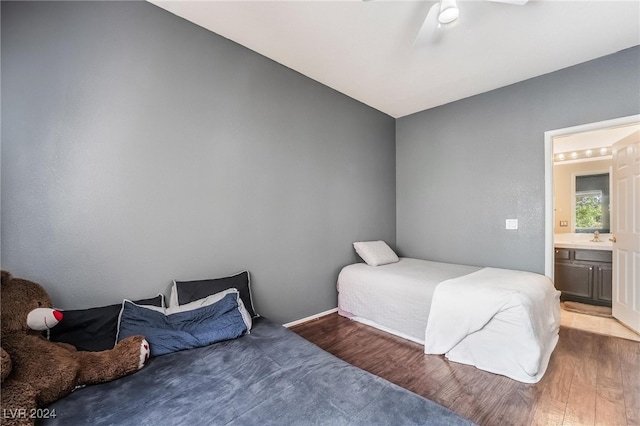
<box><xmin>438</xmin><ymin>0</ymin><xmax>459</xmax><ymax>24</ymax></box>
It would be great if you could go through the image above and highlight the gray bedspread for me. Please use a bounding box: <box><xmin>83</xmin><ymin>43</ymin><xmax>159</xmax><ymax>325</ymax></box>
<box><xmin>43</xmin><ymin>318</ymin><xmax>474</xmax><ymax>425</ymax></box>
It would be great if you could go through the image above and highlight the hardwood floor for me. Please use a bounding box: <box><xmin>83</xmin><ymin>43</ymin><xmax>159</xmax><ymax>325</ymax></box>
<box><xmin>290</xmin><ymin>313</ymin><xmax>640</xmax><ymax>426</ymax></box>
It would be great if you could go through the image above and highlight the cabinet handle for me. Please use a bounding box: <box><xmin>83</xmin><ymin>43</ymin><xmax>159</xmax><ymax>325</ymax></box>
<box><xmin>589</xmin><ymin>267</ymin><xmax>593</xmax><ymax>271</ymax></box>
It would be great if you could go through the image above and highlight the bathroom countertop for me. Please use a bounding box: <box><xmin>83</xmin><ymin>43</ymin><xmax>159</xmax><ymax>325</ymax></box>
<box><xmin>554</xmin><ymin>241</ymin><xmax>612</xmax><ymax>251</ymax></box>
<box><xmin>554</xmin><ymin>233</ymin><xmax>613</xmax><ymax>251</ymax></box>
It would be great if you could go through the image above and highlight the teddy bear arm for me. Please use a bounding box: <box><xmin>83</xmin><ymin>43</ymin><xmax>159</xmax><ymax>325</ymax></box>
<box><xmin>75</xmin><ymin>335</ymin><xmax>148</xmax><ymax>386</ymax></box>
<box><xmin>51</xmin><ymin>341</ymin><xmax>77</xmax><ymax>352</ymax></box>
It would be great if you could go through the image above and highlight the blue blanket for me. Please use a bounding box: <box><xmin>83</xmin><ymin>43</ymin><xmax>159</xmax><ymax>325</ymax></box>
<box><xmin>117</xmin><ymin>294</ymin><xmax>247</xmax><ymax>356</ymax></box>
<box><xmin>44</xmin><ymin>318</ymin><xmax>474</xmax><ymax>425</ymax></box>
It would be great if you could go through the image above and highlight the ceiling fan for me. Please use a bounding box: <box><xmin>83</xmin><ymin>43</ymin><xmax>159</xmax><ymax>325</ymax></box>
<box><xmin>415</xmin><ymin>0</ymin><xmax>530</xmax><ymax>45</ymax></box>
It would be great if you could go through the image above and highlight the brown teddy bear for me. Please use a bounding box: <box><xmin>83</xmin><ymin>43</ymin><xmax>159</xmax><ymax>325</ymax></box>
<box><xmin>0</xmin><ymin>271</ymin><xmax>150</xmax><ymax>425</ymax></box>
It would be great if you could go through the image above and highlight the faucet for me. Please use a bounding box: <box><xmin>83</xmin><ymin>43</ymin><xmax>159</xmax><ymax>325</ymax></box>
<box><xmin>590</xmin><ymin>231</ymin><xmax>602</xmax><ymax>242</ymax></box>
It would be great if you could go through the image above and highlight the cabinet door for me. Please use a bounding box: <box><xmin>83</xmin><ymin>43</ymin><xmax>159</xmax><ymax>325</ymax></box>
<box><xmin>555</xmin><ymin>262</ymin><xmax>593</xmax><ymax>299</ymax></box>
<box><xmin>595</xmin><ymin>264</ymin><xmax>613</xmax><ymax>304</ymax></box>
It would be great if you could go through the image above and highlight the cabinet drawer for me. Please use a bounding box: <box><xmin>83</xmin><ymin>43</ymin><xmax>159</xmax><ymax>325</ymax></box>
<box><xmin>574</xmin><ymin>250</ymin><xmax>612</xmax><ymax>263</ymax></box>
<box><xmin>554</xmin><ymin>248</ymin><xmax>571</xmax><ymax>260</ymax></box>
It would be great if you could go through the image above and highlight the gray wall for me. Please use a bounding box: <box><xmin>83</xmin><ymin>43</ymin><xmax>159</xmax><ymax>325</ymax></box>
<box><xmin>1</xmin><ymin>1</ymin><xmax>396</xmax><ymax>323</ymax></box>
<box><xmin>396</xmin><ymin>46</ymin><xmax>640</xmax><ymax>273</ymax></box>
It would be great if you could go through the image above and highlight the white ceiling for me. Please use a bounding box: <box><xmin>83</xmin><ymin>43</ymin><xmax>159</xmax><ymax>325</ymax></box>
<box><xmin>149</xmin><ymin>0</ymin><xmax>640</xmax><ymax>118</ymax></box>
<box><xmin>553</xmin><ymin>123</ymin><xmax>640</xmax><ymax>153</ymax></box>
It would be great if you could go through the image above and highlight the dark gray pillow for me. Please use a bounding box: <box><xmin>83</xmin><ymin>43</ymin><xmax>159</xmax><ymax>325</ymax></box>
<box><xmin>49</xmin><ymin>295</ymin><xmax>164</xmax><ymax>352</ymax></box>
<box><xmin>174</xmin><ymin>271</ymin><xmax>257</xmax><ymax>318</ymax></box>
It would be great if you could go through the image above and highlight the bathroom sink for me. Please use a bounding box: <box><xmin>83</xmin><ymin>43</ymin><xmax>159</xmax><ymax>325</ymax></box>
<box><xmin>554</xmin><ymin>233</ymin><xmax>613</xmax><ymax>251</ymax></box>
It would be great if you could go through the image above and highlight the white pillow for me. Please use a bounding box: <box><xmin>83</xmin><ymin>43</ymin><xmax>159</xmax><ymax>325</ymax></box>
<box><xmin>169</xmin><ymin>283</ymin><xmax>179</xmax><ymax>308</ymax></box>
<box><xmin>353</xmin><ymin>241</ymin><xmax>399</xmax><ymax>266</ymax></box>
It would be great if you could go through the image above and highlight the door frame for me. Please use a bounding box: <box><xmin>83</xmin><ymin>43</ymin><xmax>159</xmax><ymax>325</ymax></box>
<box><xmin>543</xmin><ymin>114</ymin><xmax>640</xmax><ymax>279</ymax></box>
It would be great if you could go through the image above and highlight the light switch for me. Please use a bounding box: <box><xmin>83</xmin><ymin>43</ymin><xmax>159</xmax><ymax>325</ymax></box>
<box><xmin>506</xmin><ymin>219</ymin><xmax>518</xmax><ymax>230</ymax></box>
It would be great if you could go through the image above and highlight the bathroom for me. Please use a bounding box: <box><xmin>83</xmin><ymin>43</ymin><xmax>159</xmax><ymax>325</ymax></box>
<box><xmin>545</xmin><ymin>119</ymin><xmax>640</xmax><ymax>340</ymax></box>
<box><xmin>551</xmin><ymin>119</ymin><xmax>638</xmax><ymax>330</ymax></box>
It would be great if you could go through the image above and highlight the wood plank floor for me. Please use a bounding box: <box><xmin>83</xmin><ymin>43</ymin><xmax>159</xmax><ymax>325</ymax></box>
<box><xmin>290</xmin><ymin>313</ymin><xmax>640</xmax><ymax>426</ymax></box>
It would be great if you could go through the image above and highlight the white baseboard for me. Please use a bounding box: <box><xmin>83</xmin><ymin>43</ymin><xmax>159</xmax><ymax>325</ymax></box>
<box><xmin>283</xmin><ymin>308</ymin><xmax>338</xmax><ymax>328</ymax></box>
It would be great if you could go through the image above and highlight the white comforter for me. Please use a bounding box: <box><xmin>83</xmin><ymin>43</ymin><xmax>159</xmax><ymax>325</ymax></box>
<box><xmin>424</xmin><ymin>267</ymin><xmax>560</xmax><ymax>383</ymax></box>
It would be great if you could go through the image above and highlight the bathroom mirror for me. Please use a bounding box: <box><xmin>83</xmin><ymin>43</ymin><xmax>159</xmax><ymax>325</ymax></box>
<box><xmin>574</xmin><ymin>172</ymin><xmax>609</xmax><ymax>233</ymax></box>
<box><xmin>552</xmin><ymin>149</ymin><xmax>612</xmax><ymax>235</ymax></box>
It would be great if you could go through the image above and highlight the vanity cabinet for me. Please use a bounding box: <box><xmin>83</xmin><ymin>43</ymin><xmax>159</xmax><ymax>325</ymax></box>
<box><xmin>554</xmin><ymin>248</ymin><xmax>612</xmax><ymax>307</ymax></box>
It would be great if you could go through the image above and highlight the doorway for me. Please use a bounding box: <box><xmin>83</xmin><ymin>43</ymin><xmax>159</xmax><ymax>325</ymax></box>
<box><xmin>544</xmin><ymin>114</ymin><xmax>640</xmax><ymax>334</ymax></box>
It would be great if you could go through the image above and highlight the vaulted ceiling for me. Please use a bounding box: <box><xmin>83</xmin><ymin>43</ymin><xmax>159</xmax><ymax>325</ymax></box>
<box><xmin>149</xmin><ymin>1</ymin><xmax>640</xmax><ymax>118</ymax></box>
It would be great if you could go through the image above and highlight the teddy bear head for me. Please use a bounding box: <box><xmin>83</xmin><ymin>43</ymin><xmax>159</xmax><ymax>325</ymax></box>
<box><xmin>1</xmin><ymin>271</ymin><xmax>63</xmax><ymax>336</ymax></box>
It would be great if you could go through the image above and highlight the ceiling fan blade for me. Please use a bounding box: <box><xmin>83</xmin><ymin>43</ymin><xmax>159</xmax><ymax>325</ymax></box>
<box><xmin>485</xmin><ymin>0</ymin><xmax>529</xmax><ymax>5</ymax></box>
<box><xmin>413</xmin><ymin>3</ymin><xmax>444</xmax><ymax>46</ymax></box>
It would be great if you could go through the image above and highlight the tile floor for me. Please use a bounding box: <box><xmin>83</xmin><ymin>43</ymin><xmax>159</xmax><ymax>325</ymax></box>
<box><xmin>560</xmin><ymin>306</ymin><xmax>640</xmax><ymax>342</ymax></box>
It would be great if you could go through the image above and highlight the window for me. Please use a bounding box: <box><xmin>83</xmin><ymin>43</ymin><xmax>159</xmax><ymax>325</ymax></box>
<box><xmin>575</xmin><ymin>190</ymin><xmax>603</xmax><ymax>229</ymax></box>
<box><xmin>575</xmin><ymin>173</ymin><xmax>609</xmax><ymax>233</ymax></box>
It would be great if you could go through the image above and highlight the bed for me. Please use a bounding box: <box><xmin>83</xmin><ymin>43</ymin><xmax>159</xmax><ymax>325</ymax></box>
<box><xmin>337</xmin><ymin>246</ymin><xmax>561</xmax><ymax>384</ymax></box>
<box><xmin>41</xmin><ymin>271</ymin><xmax>474</xmax><ymax>425</ymax></box>
<box><xmin>42</xmin><ymin>317</ymin><xmax>473</xmax><ymax>425</ymax></box>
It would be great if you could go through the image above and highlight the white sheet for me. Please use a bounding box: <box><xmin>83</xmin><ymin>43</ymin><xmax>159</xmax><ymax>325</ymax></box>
<box><xmin>337</xmin><ymin>258</ymin><xmax>480</xmax><ymax>343</ymax></box>
<box><xmin>337</xmin><ymin>258</ymin><xmax>561</xmax><ymax>383</ymax></box>
<box><xmin>425</xmin><ymin>267</ymin><xmax>561</xmax><ymax>383</ymax></box>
